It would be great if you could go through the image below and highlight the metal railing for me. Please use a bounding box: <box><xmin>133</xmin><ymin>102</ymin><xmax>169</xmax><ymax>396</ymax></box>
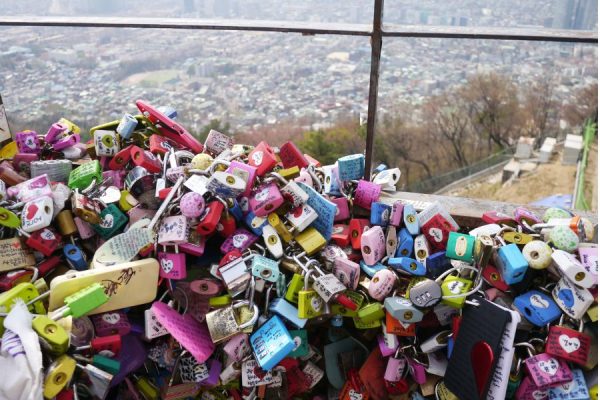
<box><xmin>0</xmin><ymin>1</ymin><xmax>597</xmax><ymax>179</ymax></box>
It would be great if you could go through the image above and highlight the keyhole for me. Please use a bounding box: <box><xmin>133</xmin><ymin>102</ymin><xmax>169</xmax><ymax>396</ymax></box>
<box><xmin>531</xmin><ymin>251</ymin><xmax>539</xmax><ymax>260</ymax></box>
<box><xmin>363</xmin><ymin>246</ymin><xmax>371</xmax><ymax>255</ymax></box>
<box><xmin>0</xmin><ymin>212</ymin><xmax>6</xmax><ymax>220</ymax></box>
<box><xmin>417</xmin><ymin>249</ymin><xmax>426</xmax><ymax>259</ymax></box>
<box><xmin>403</xmin><ymin>311</ymin><xmax>413</xmax><ymax>320</ymax></box>
<box><xmin>401</xmin><ymin>249</ymin><xmax>408</xmax><ymax>256</ymax></box>
<box><xmin>388</xmin><ymin>240</ymin><xmax>396</xmax><ymax>247</ymax></box>
<box><xmin>226</xmin><ymin>176</ymin><xmax>235</xmax><ymax>185</ymax></box>
<box><xmin>44</xmin><ymin>324</ymin><xmax>57</xmax><ymax>334</ymax></box>
<box><xmin>407</xmin><ymin>215</ymin><xmax>416</xmax><ymax>223</ymax></box>
<box><xmin>490</xmin><ymin>272</ymin><xmax>499</xmax><ymax>281</ymax></box>
<box><xmin>268</xmin><ymin>235</ymin><xmax>278</xmax><ymax>245</ymax></box>
<box><xmin>410</xmin><ymin>262</ymin><xmax>417</xmax><ymax>270</ymax></box>
<box><xmin>68</xmin><ymin>248</ymin><xmax>77</xmax><ymax>255</ymax></box>
<box><xmin>372</xmin><ymin>276</ymin><xmax>379</xmax><ymax>283</ymax></box>
<box><xmin>574</xmin><ymin>272</ymin><xmax>585</xmax><ymax>281</ymax></box>
<box><xmin>44</xmin><ymin>205</ymin><xmax>51</xmax><ymax>214</ymax></box>
<box><xmin>265</xmin><ymin>204</ymin><xmax>273</xmax><ymax>211</ymax></box>
<box><xmin>514</xmin><ymin>234</ymin><xmax>521</xmax><ymax>242</ymax></box>
<box><xmin>200</xmin><ymin>283</ymin><xmax>209</xmax><ymax>292</ymax></box>
<box><xmin>261</xmin><ymin>269</ymin><xmax>272</xmax><ymax>278</ymax></box>
<box><xmin>53</xmin><ymin>372</ymin><xmax>66</xmax><ymax>385</ymax></box>
<box><xmin>133</xmin><ymin>151</ymin><xmax>141</xmax><ymax>160</ymax></box>
<box><xmin>351</xmin><ymin>230</ymin><xmax>359</xmax><ymax>238</ymax></box>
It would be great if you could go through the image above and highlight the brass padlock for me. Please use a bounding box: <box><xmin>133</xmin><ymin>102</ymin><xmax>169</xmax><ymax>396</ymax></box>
<box><xmin>205</xmin><ymin>300</ymin><xmax>258</xmax><ymax>344</ymax></box>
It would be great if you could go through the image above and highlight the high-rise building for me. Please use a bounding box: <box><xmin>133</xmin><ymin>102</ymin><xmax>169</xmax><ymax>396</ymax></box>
<box><xmin>183</xmin><ymin>0</ymin><xmax>196</xmax><ymax>14</ymax></box>
<box><xmin>553</xmin><ymin>0</ymin><xmax>597</xmax><ymax>30</ymax></box>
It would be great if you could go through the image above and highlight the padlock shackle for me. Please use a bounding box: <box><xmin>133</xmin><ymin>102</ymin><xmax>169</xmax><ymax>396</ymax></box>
<box><xmin>435</xmin><ymin>265</ymin><xmax>483</xmax><ymax>300</ymax></box>
<box><xmin>147</xmin><ymin>176</ymin><xmax>184</xmax><ymax>231</ymax></box>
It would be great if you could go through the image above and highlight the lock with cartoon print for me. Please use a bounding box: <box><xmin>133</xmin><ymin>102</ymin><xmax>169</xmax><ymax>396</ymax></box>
<box><xmin>20</xmin><ymin>226</ymin><xmax>62</xmax><ymax>257</ymax></box>
<box><xmin>249</xmin><ymin>182</ymin><xmax>285</xmax><ymax>217</ymax></box>
<box><xmin>21</xmin><ymin>195</ymin><xmax>54</xmax><ymax>233</ymax></box>
<box><xmin>16</xmin><ymin>130</ymin><xmax>42</xmax><ymax>154</ymax></box>
<box><xmin>206</xmin><ymin>300</ymin><xmax>259</xmax><ymax>344</ymax></box>
<box><xmin>220</xmin><ymin>228</ymin><xmax>259</xmax><ymax>254</ymax></box>
<box><xmin>92</xmin><ymin>204</ymin><xmax>128</xmax><ymax>239</ymax></box>
<box><xmin>207</xmin><ymin>171</ymin><xmax>246</xmax><ymax>199</ymax></box>
<box><xmin>157</xmin><ymin>245</ymin><xmax>186</xmax><ymax>280</ymax></box>
<box><xmin>247</xmin><ymin>141</ymin><xmax>277</xmax><ymax>176</ymax></box>
<box><xmin>94</xmin><ymin>130</ymin><xmax>120</xmax><ymax>157</ymax></box>
<box><xmin>521</xmin><ymin>342</ymin><xmax>573</xmax><ymax>389</ymax></box>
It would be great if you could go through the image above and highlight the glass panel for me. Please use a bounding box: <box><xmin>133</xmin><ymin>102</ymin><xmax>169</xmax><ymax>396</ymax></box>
<box><xmin>378</xmin><ymin>38</ymin><xmax>597</xmax><ymax>208</ymax></box>
<box><xmin>384</xmin><ymin>0</ymin><xmax>598</xmax><ymax>32</ymax></box>
<box><xmin>0</xmin><ymin>27</ymin><xmax>370</xmax><ymax>157</ymax></box>
<box><xmin>1</xmin><ymin>0</ymin><xmax>373</xmax><ymax>24</ymax></box>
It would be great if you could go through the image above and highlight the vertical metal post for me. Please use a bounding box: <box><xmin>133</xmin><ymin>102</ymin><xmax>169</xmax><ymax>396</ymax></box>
<box><xmin>364</xmin><ymin>0</ymin><xmax>383</xmax><ymax>179</ymax></box>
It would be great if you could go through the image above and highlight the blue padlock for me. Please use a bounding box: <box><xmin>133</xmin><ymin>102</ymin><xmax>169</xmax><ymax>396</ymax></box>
<box><xmin>388</xmin><ymin>257</ymin><xmax>426</xmax><ymax>276</ymax></box>
<box><xmin>244</xmin><ymin>211</ymin><xmax>268</xmax><ymax>236</ymax></box>
<box><xmin>63</xmin><ymin>243</ymin><xmax>87</xmax><ymax>271</ymax></box>
<box><xmin>251</xmin><ymin>315</ymin><xmax>295</xmax><ymax>371</ymax></box>
<box><xmin>359</xmin><ymin>260</ymin><xmax>386</xmax><ymax>277</ymax></box>
<box><xmin>297</xmin><ymin>182</ymin><xmax>336</xmax><ymax>240</ymax></box>
<box><xmin>395</xmin><ymin>228</ymin><xmax>414</xmax><ymax>257</ymax></box>
<box><xmin>370</xmin><ymin>202</ymin><xmax>392</xmax><ymax>227</ymax></box>
<box><xmin>513</xmin><ymin>290</ymin><xmax>561</xmax><ymax>327</ymax></box>
<box><xmin>228</xmin><ymin>199</ymin><xmax>244</xmax><ymax>221</ymax></box>
<box><xmin>426</xmin><ymin>251</ymin><xmax>452</xmax><ymax>279</ymax></box>
<box><xmin>494</xmin><ymin>243</ymin><xmax>528</xmax><ymax>285</ymax></box>
<box><xmin>269</xmin><ymin>298</ymin><xmax>307</xmax><ymax>329</ymax></box>
<box><xmin>373</xmin><ymin>163</ymin><xmax>388</xmax><ymax>174</ymax></box>
<box><xmin>337</xmin><ymin>154</ymin><xmax>365</xmax><ymax>181</ymax></box>
<box><xmin>251</xmin><ymin>255</ymin><xmax>280</xmax><ymax>283</ymax></box>
<box><xmin>116</xmin><ymin>113</ymin><xmax>137</xmax><ymax>140</ymax></box>
<box><xmin>403</xmin><ymin>204</ymin><xmax>420</xmax><ymax>236</ymax></box>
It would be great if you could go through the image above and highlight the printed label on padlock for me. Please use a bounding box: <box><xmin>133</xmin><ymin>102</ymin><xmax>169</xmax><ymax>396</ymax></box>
<box><xmin>524</xmin><ymin>353</ymin><xmax>572</xmax><ymax>388</ymax></box>
<box><xmin>144</xmin><ymin>308</ymin><xmax>169</xmax><ymax>340</ymax></box>
<box><xmin>21</xmin><ymin>195</ymin><xmax>54</xmax><ymax>233</ymax></box>
<box><xmin>552</xmin><ymin>277</ymin><xmax>594</xmax><ymax>320</ymax></box>
<box><xmin>312</xmin><ymin>274</ymin><xmax>346</xmax><ymax>302</ymax></box>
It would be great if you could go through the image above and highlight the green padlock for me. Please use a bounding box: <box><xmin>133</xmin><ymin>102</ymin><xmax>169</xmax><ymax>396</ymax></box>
<box><xmin>445</xmin><ymin>232</ymin><xmax>475</xmax><ymax>262</ymax></box>
<box><xmin>284</xmin><ymin>273</ymin><xmax>305</xmax><ymax>304</ymax></box>
<box><xmin>92</xmin><ymin>204</ymin><xmax>128</xmax><ymax>239</ymax></box>
<box><xmin>32</xmin><ymin>315</ymin><xmax>69</xmax><ymax>355</ymax></box>
<box><xmin>440</xmin><ymin>275</ymin><xmax>473</xmax><ymax>309</ymax></box>
<box><xmin>68</xmin><ymin>160</ymin><xmax>102</xmax><ymax>190</ymax></box>
<box><xmin>53</xmin><ymin>283</ymin><xmax>109</xmax><ymax>319</ymax></box>
<box><xmin>356</xmin><ymin>301</ymin><xmax>385</xmax><ymax>323</ymax></box>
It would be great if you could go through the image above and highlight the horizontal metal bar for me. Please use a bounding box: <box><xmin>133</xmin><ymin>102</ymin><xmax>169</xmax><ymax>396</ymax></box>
<box><xmin>383</xmin><ymin>23</ymin><xmax>598</xmax><ymax>43</ymax></box>
<box><xmin>0</xmin><ymin>16</ymin><xmax>597</xmax><ymax>43</ymax></box>
<box><xmin>0</xmin><ymin>16</ymin><xmax>372</xmax><ymax>36</ymax></box>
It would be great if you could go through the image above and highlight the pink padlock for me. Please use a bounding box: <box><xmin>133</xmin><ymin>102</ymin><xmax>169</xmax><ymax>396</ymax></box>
<box><xmin>74</xmin><ymin>216</ymin><xmax>96</xmax><ymax>239</ymax></box>
<box><xmin>515</xmin><ymin>376</ymin><xmax>548</xmax><ymax>400</ymax></box>
<box><xmin>102</xmin><ymin>170</ymin><xmax>126</xmax><ymax>190</ymax></box>
<box><xmin>248</xmin><ymin>182</ymin><xmax>284</xmax><ymax>217</ymax></box>
<box><xmin>390</xmin><ymin>201</ymin><xmax>404</xmax><ymax>226</ymax></box>
<box><xmin>204</xmin><ymin>129</ymin><xmax>233</xmax><ymax>156</ymax></box>
<box><xmin>384</xmin><ymin>355</ymin><xmax>407</xmax><ymax>382</ymax></box>
<box><xmin>294</xmin><ymin>169</ymin><xmax>313</xmax><ymax>188</ymax></box>
<box><xmin>179</xmin><ymin>230</ymin><xmax>206</xmax><ymax>256</ymax></box>
<box><xmin>45</xmin><ymin>123</ymin><xmax>68</xmax><ymax>144</ymax></box>
<box><xmin>354</xmin><ymin>179</ymin><xmax>381</xmax><ymax>210</ymax></box>
<box><xmin>361</xmin><ymin>225</ymin><xmax>386</xmax><ymax>266</ymax></box>
<box><xmin>158</xmin><ymin>246</ymin><xmax>187</xmax><ymax>280</ymax></box>
<box><xmin>226</xmin><ymin>161</ymin><xmax>257</xmax><ymax>198</ymax></box>
<box><xmin>377</xmin><ymin>334</ymin><xmax>399</xmax><ymax>357</ymax></box>
<box><xmin>333</xmin><ymin>258</ymin><xmax>360</xmax><ymax>290</ymax></box>
<box><xmin>223</xmin><ymin>333</ymin><xmax>250</xmax><ymax>363</ymax></box>
<box><xmin>52</xmin><ymin>133</ymin><xmax>80</xmax><ymax>151</ymax></box>
<box><xmin>157</xmin><ymin>215</ymin><xmax>188</xmax><ymax>245</ymax></box>
<box><xmin>127</xmin><ymin>206</ymin><xmax>155</xmax><ymax>225</ymax></box>
<box><xmin>523</xmin><ymin>353</ymin><xmax>572</xmax><ymax>388</ymax></box>
<box><xmin>15</xmin><ymin>131</ymin><xmax>41</xmax><ymax>154</ymax></box>
<box><xmin>92</xmin><ymin>311</ymin><xmax>131</xmax><ymax>336</ymax></box>
<box><xmin>368</xmin><ymin>269</ymin><xmax>396</xmax><ymax>301</ymax></box>
<box><xmin>514</xmin><ymin>206</ymin><xmax>543</xmax><ymax>229</ymax></box>
<box><xmin>330</xmin><ymin>196</ymin><xmax>350</xmax><ymax>222</ymax></box>
<box><xmin>13</xmin><ymin>153</ymin><xmax>39</xmax><ymax>174</ymax></box>
<box><xmin>180</xmin><ymin>192</ymin><xmax>206</xmax><ymax>218</ymax></box>
<box><xmin>220</xmin><ymin>228</ymin><xmax>258</xmax><ymax>254</ymax></box>
<box><xmin>407</xmin><ymin>357</ymin><xmax>427</xmax><ymax>385</ymax></box>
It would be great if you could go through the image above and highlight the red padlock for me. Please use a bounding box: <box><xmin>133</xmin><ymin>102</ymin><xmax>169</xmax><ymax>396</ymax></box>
<box><xmin>149</xmin><ymin>134</ymin><xmax>178</xmax><ymax>155</ymax></box>
<box><xmin>247</xmin><ymin>141</ymin><xmax>277</xmax><ymax>176</ymax></box>
<box><xmin>279</xmin><ymin>141</ymin><xmax>309</xmax><ymax>169</ymax></box>
<box><xmin>196</xmin><ymin>200</ymin><xmax>225</xmax><ymax>236</ymax></box>
<box><xmin>217</xmin><ymin>212</ymin><xmax>237</xmax><ymax>238</ymax></box>
<box><xmin>130</xmin><ymin>145</ymin><xmax>162</xmax><ymax>173</ymax></box>
<box><xmin>24</xmin><ymin>227</ymin><xmax>62</xmax><ymax>256</ymax></box>
<box><xmin>331</xmin><ymin>224</ymin><xmax>351</xmax><ymax>247</ymax></box>
<box><xmin>545</xmin><ymin>318</ymin><xmax>591</xmax><ymax>366</ymax></box>
<box><xmin>482</xmin><ymin>264</ymin><xmax>510</xmax><ymax>292</ymax></box>
<box><xmin>0</xmin><ymin>269</ymin><xmax>34</xmax><ymax>291</ymax></box>
<box><xmin>349</xmin><ymin>218</ymin><xmax>370</xmax><ymax>250</ymax></box>
<box><xmin>108</xmin><ymin>144</ymin><xmax>134</xmax><ymax>170</ymax></box>
<box><xmin>89</xmin><ymin>334</ymin><xmax>122</xmax><ymax>357</ymax></box>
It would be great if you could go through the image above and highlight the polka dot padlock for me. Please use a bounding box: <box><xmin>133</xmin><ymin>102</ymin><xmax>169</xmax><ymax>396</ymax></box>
<box><xmin>549</xmin><ymin>225</ymin><xmax>580</xmax><ymax>253</ymax></box>
<box><xmin>522</xmin><ymin>240</ymin><xmax>553</xmax><ymax>270</ymax></box>
<box><xmin>180</xmin><ymin>191</ymin><xmax>206</xmax><ymax>218</ymax></box>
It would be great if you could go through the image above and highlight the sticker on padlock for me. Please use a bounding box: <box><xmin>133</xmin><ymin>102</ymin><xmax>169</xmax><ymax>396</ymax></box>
<box><xmin>551</xmin><ymin>277</ymin><xmax>594</xmax><ymax>320</ymax></box>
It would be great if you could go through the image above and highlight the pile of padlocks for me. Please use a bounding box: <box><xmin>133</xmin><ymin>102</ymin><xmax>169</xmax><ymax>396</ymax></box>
<box><xmin>0</xmin><ymin>99</ymin><xmax>596</xmax><ymax>400</ymax></box>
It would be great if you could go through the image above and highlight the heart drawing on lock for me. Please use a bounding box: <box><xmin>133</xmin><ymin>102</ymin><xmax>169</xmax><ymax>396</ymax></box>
<box><xmin>40</xmin><ymin>229</ymin><xmax>56</xmax><ymax>241</ymax></box>
<box><xmin>252</xmin><ymin>151</ymin><xmax>264</xmax><ymax>166</ymax></box>
<box><xmin>448</xmin><ymin>281</ymin><xmax>465</xmax><ymax>295</ymax></box>
<box><xmin>26</xmin><ymin>203</ymin><xmax>38</xmax><ymax>220</ymax></box>
<box><xmin>558</xmin><ymin>334</ymin><xmax>580</xmax><ymax>353</ymax></box>
<box><xmin>100</xmin><ymin>214</ymin><xmax>114</xmax><ymax>229</ymax></box>
<box><xmin>529</xmin><ymin>294</ymin><xmax>549</xmax><ymax>309</ymax></box>
<box><xmin>161</xmin><ymin>258</ymin><xmax>174</xmax><ymax>274</ymax></box>
<box><xmin>428</xmin><ymin>227</ymin><xmax>443</xmax><ymax>242</ymax></box>
<box><xmin>232</xmin><ymin>234</ymin><xmax>247</xmax><ymax>248</ymax></box>
<box><xmin>537</xmin><ymin>358</ymin><xmax>559</xmax><ymax>376</ymax></box>
<box><xmin>102</xmin><ymin>313</ymin><xmax>121</xmax><ymax>325</ymax></box>
<box><xmin>254</xmin><ymin>188</ymin><xmax>270</xmax><ymax>203</ymax></box>
<box><xmin>557</xmin><ymin>289</ymin><xmax>575</xmax><ymax>308</ymax></box>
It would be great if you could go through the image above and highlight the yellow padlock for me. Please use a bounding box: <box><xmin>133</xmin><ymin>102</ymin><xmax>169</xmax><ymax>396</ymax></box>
<box><xmin>295</xmin><ymin>227</ymin><xmax>326</xmax><ymax>256</ymax></box>
<box><xmin>191</xmin><ymin>153</ymin><xmax>214</xmax><ymax>170</ymax></box>
<box><xmin>32</xmin><ymin>315</ymin><xmax>69</xmax><ymax>355</ymax></box>
<box><xmin>278</xmin><ymin>166</ymin><xmax>301</xmax><ymax>180</ymax></box>
<box><xmin>57</xmin><ymin>118</ymin><xmax>81</xmax><ymax>134</ymax></box>
<box><xmin>285</xmin><ymin>273</ymin><xmax>305</xmax><ymax>303</ymax></box>
<box><xmin>43</xmin><ymin>355</ymin><xmax>76</xmax><ymax>399</ymax></box>
<box><xmin>589</xmin><ymin>384</ymin><xmax>598</xmax><ymax>400</ymax></box>
<box><xmin>268</xmin><ymin>213</ymin><xmax>293</xmax><ymax>243</ymax></box>
<box><xmin>135</xmin><ymin>376</ymin><xmax>160</xmax><ymax>400</ymax></box>
<box><xmin>0</xmin><ymin>282</ymin><xmax>46</xmax><ymax>335</ymax></box>
<box><xmin>209</xmin><ymin>294</ymin><xmax>232</xmax><ymax>308</ymax></box>
<box><xmin>297</xmin><ymin>271</ymin><xmax>325</xmax><ymax>319</ymax></box>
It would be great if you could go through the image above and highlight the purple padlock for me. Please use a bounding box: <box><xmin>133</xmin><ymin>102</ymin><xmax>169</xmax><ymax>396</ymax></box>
<box><xmin>45</xmin><ymin>122</ymin><xmax>68</xmax><ymax>144</ymax></box>
<box><xmin>377</xmin><ymin>333</ymin><xmax>399</xmax><ymax>357</ymax></box>
<box><xmin>112</xmin><ymin>334</ymin><xmax>148</xmax><ymax>386</ymax></box>
<box><xmin>514</xmin><ymin>206</ymin><xmax>543</xmax><ymax>230</ymax></box>
<box><xmin>15</xmin><ymin>131</ymin><xmax>41</xmax><ymax>154</ymax></box>
<box><xmin>220</xmin><ymin>228</ymin><xmax>259</xmax><ymax>254</ymax></box>
<box><xmin>354</xmin><ymin>179</ymin><xmax>381</xmax><ymax>210</ymax></box>
<box><xmin>180</xmin><ymin>192</ymin><xmax>206</xmax><ymax>218</ymax></box>
<box><xmin>158</xmin><ymin>246</ymin><xmax>187</xmax><ymax>280</ymax></box>
<box><xmin>226</xmin><ymin>161</ymin><xmax>257</xmax><ymax>197</ymax></box>
<box><xmin>102</xmin><ymin>170</ymin><xmax>126</xmax><ymax>190</ymax></box>
<box><xmin>179</xmin><ymin>230</ymin><xmax>206</xmax><ymax>257</ymax></box>
<box><xmin>407</xmin><ymin>357</ymin><xmax>427</xmax><ymax>384</ymax></box>
<box><xmin>331</xmin><ymin>196</ymin><xmax>350</xmax><ymax>222</ymax></box>
<box><xmin>92</xmin><ymin>311</ymin><xmax>131</xmax><ymax>336</ymax></box>
<box><xmin>384</xmin><ymin>355</ymin><xmax>407</xmax><ymax>382</ymax></box>
<box><xmin>361</xmin><ymin>226</ymin><xmax>386</xmax><ymax>266</ymax></box>
<box><xmin>52</xmin><ymin>133</ymin><xmax>80</xmax><ymax>151</ymax></box>
<box><xmin>249</xmin><ymin>182</ymin><xmax>284</xmax><ymax>217</ymax></box>
<box><xmin>390</xmin><ymin>201</ymin><xmax>404</xmax><ymax>226</ymax></box>
<box><xmin>199</xmin><ymin>358</ymin><xmax>222</xmax><ymax>387</ymax></box>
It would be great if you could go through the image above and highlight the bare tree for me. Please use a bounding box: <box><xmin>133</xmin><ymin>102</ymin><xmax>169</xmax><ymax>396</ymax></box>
<box><xmin>522</xmin><ymin>77</ymin><xmax>557</xmax><ymax>146</ymax></box>
<box><xmin>563</xmin><ymin>83</ymin><xmax>598</xmax><ymax>127</ymax></box>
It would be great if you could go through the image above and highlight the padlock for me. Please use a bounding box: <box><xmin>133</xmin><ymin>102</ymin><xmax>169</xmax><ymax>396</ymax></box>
<box><xmin>249</xmin><ymin>182</ymin><xmax>284</xmax><ymax>217</ymax></box>
<box><xmin>68</xmin><ymin>160</ymin><xmax>102</xmax><ymax>190</ymax></box>
<box><xmin>389</xmin><ymin>257</ymin><xmax>426</xmax><ymax>276</ymax></box>
<box><xmin>549</xmin><ymin>225</ymin><xmax>581</xmax><ymax>253</ymax></box>
<box><xmin>396</xmin><ymin>228</ymin><xmax>414</xmax><ymax>257</ymax></box>
<box><xmin>333</xmin><ymin>258</ymin><xmax>360</xmax><ymax>290</ymax></box>
<box><xmin>482</xmin><ymin>264</ymin><xmax>510</xmax><ymax>291</ymax></box>
<box><xmin>368</xmin><ymin>269</ymin><xmax>397</xmax><ymax>301</ymax></box>
<box><xmin>196</xmin><ymin>200</ymin><xmax>225</xmax><ymax>235</ymax></box>
<box><xmin>385</xmin><ymin>296</ymin><xmax>424</xmax><ymax>323</ymax></box>
<box><xmin>514</xmin><ymin>206</ymin><xmax>543</xmax><ymax>229</ymax></box>
<box><xmin>244</xmin><ymin>210</ymin><xmax>267</xmax><ymax>235</ymax></box>
<box><xmin>337</xmin><ymin>154</ymin><xmax>364</xmax><ymax>181</ymax></box>
<box><xmin>577</xmin><ymin>245</ymin><xmax>597</xmax><ymax>276</ymax></box>
<box><xmin>286</xmin><ymin>204</ymin><xmax>318</xmax><ymax>233</ymax></box>
<box><xmin>63</xmin><ymin>243</ymin><xmax>88</xmax><ymax>271</ymax></box>
<box><xmin>248</xmin><ymin>141</ymin><xmax>277</xmax><ymax>176</ymax></box>
<box><xmin>43</xmin><ymin>355</ymin><xmax>76</xmax><ymax>399</ymax></box>
<box><xmin>445</xmin><ymin>232</ymin><xmax>474</xmax><ymax>262</ymax></box>
<box><xmin>251</xmin><ymin>255</ymin><xmax>280</xmax><ymax>283</ymax></box>
<box><xmin>331</xmin><ymin>224</ymin><xmax>351</xmax><ymax>247</ymax></box>
<box><xmin>77</xmin><ymin>334</ymin><xmax>122</xmax><ymax>358</ymax></box>
<box><xmin>551</xmin><ymin>250</ymin><xmax>595</xmax><ymax>288</ymax></box>
<box><xmin>13</xmin><ymin>153</ymin><xmax>38</xmax><ymax>175</ymax></box>
<box><xmin>419</xmin><ymin>202</ymin><xmax>459</xmax><ymax>251</ymax></box>
<box><xmin>220</xmin><ymin>228</ymin><xmax>258</xmax><ymax>254</ymax></box>
<box><xmin>285</xmin><ymin>273</ymin><xmax>305</xmax><ymax>304</ymax></box>
<box><xmin>207</xmin><ymin>171</ymin><xmax>246</xmax><ymax>199</ymax></box>
<box><xmin>21</xmin><ymin>195</ymin><xmax>54</xmax><ymax>233</ymax></box>
<box><xmin>226</xmin><ymin>160</ymin><xmax>258</xmax><ymax>197</ymax></box>
<box><xmin>261</xmin><ymin>224</ymin><xmax>283</xmax><ymax>259</ymax></box>
<box><xmin>420</xmin><ymin>330</ymin><xmax>451</xmax><ymax>354</ymax></box>
<box><xmin>21</xmin><ymin>227</ymin><xmax>62</xmax><ymax>256</ymax></box>
<box><xmin>179</xmin><ymin>191</ymin><xmax>205</xmax><ymax>218</ymax></box>
<box><xmin>268</xmin><ymin>212</ymin><xmax>293</xmax><ymax>243</ymax></box>
<box><xmin>279</xmin><ymin>141</ymin><xmax>309</xmax><ymax>169</ymax></box>
<box><xmin>360</xmin><ymin>260</ymin><xmax>386</xmax><ymax>278</ymax></box>
<box><xmin>0</xmin><ymin>269</ymin><xmax>35</xmax><ymax>291</ymax></box>
<box><xmin>206</xmin><ymin>300</ymin><xmax>259</xmax><ymax>344</ymax></box>
<box><xmin>92</xmin><ymin>204</ymin><xmax>128</xmax><ymax>239</ymax></box>
<box><xmin>108</xmin><ymin>144</ymin><xmax>134</xmax><ymax>170</ymax></box>
<box><xmin>389</xmin><ymin>201</ymin><xmax>404</xmax><ymax>226</ymax></box>
<box><xmin>440</xmin><ymin>274</ymin><xmax>473</xmax><ymax>308</ymax></box>
<box><xmin>353</xmin><ymin>179</ymin><xmax>381</xmax><ymax>210</ymax></box>
<box><xmin>322</xmin><ymin>164</ymin><xmax>341</xmax><ymax>195</ymax></box>
<box><xmin>356</xmin><ymin>300</ymin><xmax>385</xmax><ymax>323</ymax></box>
<box><xmin>546</xmin><ymin>368</ymin><xmax>589</xmax><ymax>400</ymax></box>
<box><xmin>44</xmin><ymin>122</ymin><xmax>68</xmax><ymax>144</ymax></box>
<box><xmin>545</xmin><ymin>317</ymin><xmax>591</xmax><ymax>366</ymax></box>
<box><xmin>402</xmin><ymin>204</ymin><xmax>419</xmax><ymax>235</ymax></box>
<box><xmin>15</xmin><ymin>130</ymin><xmax>41</xmax><ymax>154</ymax></box>
<box><xmin>71</xmin><ymin>191</ymin><xmax>102</xmax><ymax>225</ymax></box>
<box><xmin>384</xmin><ymin>351</ymin><xmax>407</xmax><ymax>382</ymax></box>
<box><xmin>148</xmin><ymin>134</ymin><xmax>176</xmax><ymax>155</ymax></box>
<box><xmin>219</xmin><ymin>257</ymin><xmax>251</xmax><ymax>297</ymax></box>
<box><xmin>493</xmin><ymin>242</ymin><xmax>529</xmax><ymax>285</ymax></box>
<box><xmin>130</xmin><ymin>146</ymin><xmax>162</xmax><ymax>174</ymax></box>
<box><xmin>524</xmin><ymin>348</ymin><xmax>573</xmax><ymax>388</ymax></box>
<box><xmin>513</xmin><ymin>290</ymin><xmax>562</xmax><ymax>327</ymax></box>
<box><xmin>361</xmin><ymin>226</ymin><xmax>386</xmax><ymax>266</ymax></box>
<box><xmin>33</xmin><ymin>315</ymin><xmax>70</xmax><ymax>355</ymax></box>
<box><xmin>53</xmin><ymin>133</ymin><xmax>80</xmax><ymax>151</ymax></box>
<box><xmin>370</xmin><ymin>202</ymin><xmax>391</xmax><ymax>226</ymax></box>
<box><xmin>473</xmin><ymin>234</ymin><xmax>495</xmax><ymax>268</ymax></box>
<box><xmin>414</xmin><ymin>233</ymin><xmax>431</xmax><ymax>264</ymax></box>
<box><xmin>349</xmin><ymin>218</ymin><xmax>369</xmax><ymax>250</ymax></box>
<box><xmin>298</xmin><ymin>271</ymin><xmax>325</xmax><ymax>319</ymax></box>
<box><xmin>551</xmin><ymin>277</ymin><xmax>594</xmax><ymax>320</ymax></box>
<box><xmin>330</xmin><ymin>197</ymin><xmax>350</xmax><ymax>222</ymax></box>
<box><xmin>309</xmin><ymin>266</ymin><xmax>355</xmax><ymax>310</ymax></box>
<box><xmin>91</xmin><ymin>311</ymin><xmax>131</xmax><ymax>336</ymax></box>
<box><xmin>7</xmin><ymin>173</ymin><xmax>52</xmax><ymax>203</ymax></box>
<box><xmin>94</xmin><ymin>130</ymin><xmax>120</xmax><ymax>157</ymax></box>
<box><xmin>408</xmin><ymin>278</ymin><xmax>443</xmax><ymax>308</ymax></box>
<box><xmin>295</xmin><ymin>227</ymin><xmax>327</xmax><ymax>256</ymax></box>
<box><xmin>373</xmin><ymin>167</ymin><xmax>401</xmax><ymax>190</ymax></box>
<box><xmin>158</xmin><ymin>245</ymin><xmax>187</xmax><ymax>280</ymax></box>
